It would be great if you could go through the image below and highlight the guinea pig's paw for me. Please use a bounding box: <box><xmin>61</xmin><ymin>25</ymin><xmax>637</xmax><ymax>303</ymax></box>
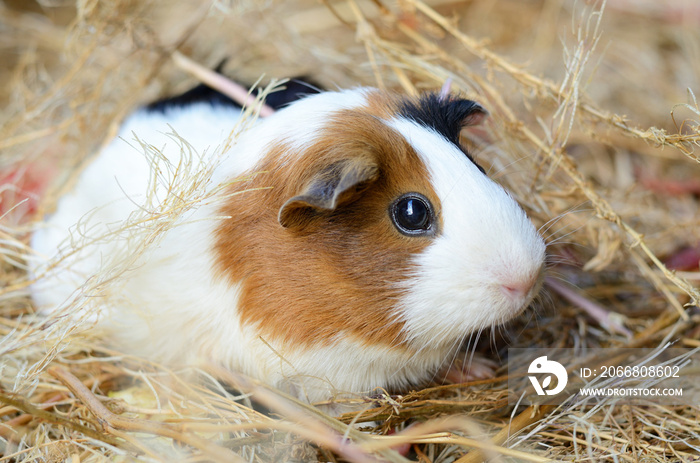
<box><xmin>440</xmin><ymin>354</ymin><xmax>500</xmax><ymax>384</ymax></box>
<box><xmin>386</xmin><ymin>422</ymin><xmax>419</xmax><ymax>457</ymax></box>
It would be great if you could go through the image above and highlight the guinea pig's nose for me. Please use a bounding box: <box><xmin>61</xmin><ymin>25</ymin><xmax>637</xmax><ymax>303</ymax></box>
<box><xmin>499</xmin><ymin>275</ymin><xmax>540</xmax><ymax>301</ymax></box>
<box><xmin>500</xmin><ymin>283</ymin><xmax>528</xmax><ymax>300</ymax></box>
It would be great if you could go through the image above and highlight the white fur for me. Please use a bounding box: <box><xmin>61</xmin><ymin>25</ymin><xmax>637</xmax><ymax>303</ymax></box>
<box><xmin>30</xmin><ymin>88</ymin><xmax>545</xmax><ymax>403</ymax></box>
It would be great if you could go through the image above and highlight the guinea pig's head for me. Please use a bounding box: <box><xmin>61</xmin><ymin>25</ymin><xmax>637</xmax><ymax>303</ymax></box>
<box><xmin>215</xmin><ymin>88</ymin><xmax>545</xmax><ymax>352</ymax></box>
<box><xmin>384</xmin><ymin>98</ymin><xmax>546</xmax><ymax>349</ymax></box>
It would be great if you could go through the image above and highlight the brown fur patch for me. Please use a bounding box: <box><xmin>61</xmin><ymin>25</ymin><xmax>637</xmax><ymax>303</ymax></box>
<box><xmin>362</xmin><ymin>89</ymin><xmax>402</xmax><ymax>119</ymax></box>
<box><xmin>213</xmin><ymin>105</ymin><xmax>440</xmax><ymax>350</ymax></box>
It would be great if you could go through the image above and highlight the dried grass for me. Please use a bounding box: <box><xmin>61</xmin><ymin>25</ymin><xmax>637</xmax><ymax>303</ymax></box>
<box><xmin>2</xmin><ymin>0</ymin><xmax>700</xmax><ymax>461</ymax></box>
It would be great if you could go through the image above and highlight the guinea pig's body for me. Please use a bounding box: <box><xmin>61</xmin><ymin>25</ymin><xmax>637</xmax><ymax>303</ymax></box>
<box><xmin>31</xmin><ymin>87</ymin><xmax>545</xmax><ymax>403</ymax></box>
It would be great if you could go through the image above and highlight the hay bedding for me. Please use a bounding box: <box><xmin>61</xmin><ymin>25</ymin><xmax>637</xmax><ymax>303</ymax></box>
<box><xmin>1</xmin><ymin>0</ymin><xmax>700</xmax><ymax>461</ymax></box>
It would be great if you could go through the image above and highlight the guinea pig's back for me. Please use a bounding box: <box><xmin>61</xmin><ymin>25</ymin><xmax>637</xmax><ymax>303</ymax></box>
<box><xmin>30</xmin><ymin>102</ymin><xmax>243</xmax><ymax>311</ymax></box>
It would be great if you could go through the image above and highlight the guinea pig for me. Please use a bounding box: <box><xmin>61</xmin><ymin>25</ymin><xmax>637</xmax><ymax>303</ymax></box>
<box><xmin>30</xmin><ymin>84</ymin><xmax>546</xmax><ymax>404</ymax></box>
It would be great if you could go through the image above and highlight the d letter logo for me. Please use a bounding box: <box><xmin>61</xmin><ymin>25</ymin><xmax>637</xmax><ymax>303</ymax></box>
<box><xmin>528</xmin><ymin>356</ymin><xmax>568</xmax><ymax>396</ymax></box>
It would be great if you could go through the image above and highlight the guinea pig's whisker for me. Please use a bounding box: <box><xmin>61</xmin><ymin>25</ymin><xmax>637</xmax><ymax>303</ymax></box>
<box><xmin>440</xmin><ymin>165</ymin><xmax>471</xmax><ymax>204</ymax></box>
<box><xmin>538</xmin><ymin>289</ymin><xmax>556</xmax><ymax>314</ymax></box>
<box><xmin>545</xmin><ymin>225</ymin><xmax>590</xmax><ymax>248</ymax></box>
<box><xmin>459</xmin><ymin>330</ymin><xmax>476</xmax><ymax>364</ymax></box>
<box><xmin>545</xmin><ymin>241</ymin><xmax>589</xmax><ymax>252</ymax></box>
<box><xmin>537</xmin><ymin>202</ymin><xmax>589</xmax><ymax>234</ymax></box>
<box><xmin>498</xmin><ymin>322</ymin><xmax>512</xmax><ymax>346</ymax></box>
<box><xmin>435</xmin><ymin>330</ymin><xmax>470</xmax><ymax>385</ymax></box>
<box><xmin>544</xmin><ymin>256</ymin><xmax>580</xmax><ymax>267</ymax></box>
<box><xmin>525</xmin><ymin>296</ymin><xmax>543</xmax><ymax>322</ymax></box>
<box><xmin>539</xmin><ymin>205</ymin><xmax>592</xmax><ymax>241</ymax></box>
<box><xmin>434</xmin><ymin>332</ymin><xmax>468</xmax><ymax>385</ymax></box>
<box><xmin>488</xmin><ymin>154</ymin><xmax>532</xmax><ymax>180</ymax></box>
<box><xmin>545</xmin><ymin>273</ymin><xmax>583</xmax><ymax>290</ymax></box>
<box><xmin>461</xmin><ymin>328</ymin><xmax>481</xmax><ymax>370</ymax></box>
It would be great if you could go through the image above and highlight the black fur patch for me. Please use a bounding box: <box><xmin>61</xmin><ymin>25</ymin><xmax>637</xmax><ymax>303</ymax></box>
<box><xmin>398</xmin><ymin>93</ymin><xmax>486</xmax><ymax>172</ymax></box>
<box><xmin>146</xmin><ymin>83</ymin><xmax>241</xmax><ymax>112</ymax></box>
<box><xmin>265</xmin><ymin>79</ymin><xmax>322</xmax><ymax>110</ymax></box>
<box><xmin>146</xmin><ymin>78</ymin><xmax>322</xmax><ymax>113</ymax></box>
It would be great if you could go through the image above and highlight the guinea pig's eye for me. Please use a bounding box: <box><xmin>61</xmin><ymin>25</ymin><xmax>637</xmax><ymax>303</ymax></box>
<box><xmin>390</xmin><ymin>193</ymin><xmax>435</xmax><ymax>236</ymax></box>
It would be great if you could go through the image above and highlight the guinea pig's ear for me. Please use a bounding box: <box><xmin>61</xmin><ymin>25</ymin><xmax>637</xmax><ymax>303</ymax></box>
<box><xmin>460</xmin><ymin>102</ymin><xmax>488</xmax><ymax>127</ymax></box>
<box><xmin>278</xmin><ymin>157</ymin><xmax>379</xmax><ymax>229</ymax></box>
